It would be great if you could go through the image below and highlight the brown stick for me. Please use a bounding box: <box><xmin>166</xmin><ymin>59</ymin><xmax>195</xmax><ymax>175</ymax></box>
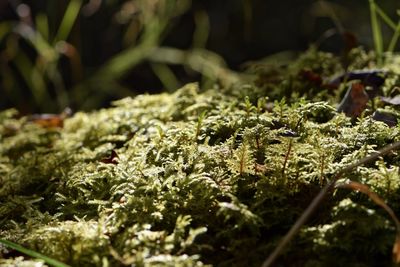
<box><xmin>262</xmin><ymin>140</ymin><xmax>400</xmax><ymax>267</ymax></box>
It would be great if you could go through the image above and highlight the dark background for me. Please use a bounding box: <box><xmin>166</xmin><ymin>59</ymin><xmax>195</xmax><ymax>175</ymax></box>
<box><xmin>0</xmin><ymin>0</ymin><xmax>399</xmax><ymax>113</ymax></box>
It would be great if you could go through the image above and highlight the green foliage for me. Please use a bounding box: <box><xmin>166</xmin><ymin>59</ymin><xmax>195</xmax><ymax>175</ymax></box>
<box><xmin>0</xmin><ymin>237</ymin><xmax>71</xmax><ymax>267</ymax></box>
<box><xmin>2</xmin><ymin>49</ymin><xmax>400</xmax><ymax>266</ymax></box>
<box><xmin>369</xmin><ymin>0</ymin><xmax>400</xmax><ymax>64</ymax></box>
<box><xmin>0</xmin><ymin>0</ymin><xmax>244</xmax><ymax>112</ymax></box>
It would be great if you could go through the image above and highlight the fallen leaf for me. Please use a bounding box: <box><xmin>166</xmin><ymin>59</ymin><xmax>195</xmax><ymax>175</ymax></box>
<box><xmin>329</xmin><ymin>69</ymin><xmax>387</xmax><ymax>98</ymax></box>
<box><xmin>380</xmin><ymin>95</ymin><xmax>400</xmax><ymax>105</ymax></box>
<box><xmin>337</xmin><ymin>83</ymin><xmax>369</xmax><ymax>118</ymax></box>
<box><xmin>299</xmin><ymin>69</ymin><xmax>322</xmax><ymax>86</ymax></box>
<box><xmin>372</xmin><ymin>110</ymin><xmax>398</xmax><ymax>127</ymax></box>
<box><xmin>28</xmin><ymin>107</ymin><xmax>72</xmax><ymax>128</ymax></box>
<box><xmin>100</xmin><ymin>150</ymin><xmax>119</xmax><ymax>164</ymax></box>
<box><xmin>393</xmin><ymin>234</ymin><xmax>400</xmax><ymax>264</ymax></box>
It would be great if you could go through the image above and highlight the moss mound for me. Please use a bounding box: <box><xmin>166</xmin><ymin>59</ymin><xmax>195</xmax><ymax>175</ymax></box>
<box><xmin>2</xmin><ymin>49</ymin><xmax>400</xmax><ymax>266</ymax></box>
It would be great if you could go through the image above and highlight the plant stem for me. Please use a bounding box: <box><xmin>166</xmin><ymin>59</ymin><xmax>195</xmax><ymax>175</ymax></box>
<box><xmin>369</xmin><ymin>0</ymin><xmax>383</xmax><ymax>65</ymax></box>
<box><xmin>0</xmin><ymin>239</ymin><xmax>71</xmax><ymax>267</ymax></box>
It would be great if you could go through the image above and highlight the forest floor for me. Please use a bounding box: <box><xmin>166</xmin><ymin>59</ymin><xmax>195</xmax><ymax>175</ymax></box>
<box><xmin>1</xmin><ymin>48</ymin><xmax>400</xmax><ymax>266</ymax></box>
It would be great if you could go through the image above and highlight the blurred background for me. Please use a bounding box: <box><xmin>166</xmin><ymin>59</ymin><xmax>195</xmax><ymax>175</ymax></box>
<box><xmin>0</xmin><ymin>0</ymin><xmax>399</xmax><ymax>113</ymax></box>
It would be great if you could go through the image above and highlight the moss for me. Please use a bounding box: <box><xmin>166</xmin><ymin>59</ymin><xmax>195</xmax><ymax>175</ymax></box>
<box><xmin>2</xmin><ymin>48</ymin><xmax>400</xmax><ymax>266</ymax></box>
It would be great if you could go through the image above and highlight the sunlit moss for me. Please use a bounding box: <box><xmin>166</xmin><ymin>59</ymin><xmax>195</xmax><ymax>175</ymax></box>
<box><xmin>2</xmin><ymin>48</ymin><xmax>400</xmax><ymax>266</ymax></box>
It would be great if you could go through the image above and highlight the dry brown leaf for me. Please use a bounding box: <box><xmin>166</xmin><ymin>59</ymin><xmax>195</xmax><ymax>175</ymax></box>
<box><xmin>337</xmin><ymin>83</ymin><xmax>369</xmax><ymax>118</ymax></box>
<box><xmin>393</xmin><ymin>234</ymin><xmax>400</xmax><ymax>264</ymax></box>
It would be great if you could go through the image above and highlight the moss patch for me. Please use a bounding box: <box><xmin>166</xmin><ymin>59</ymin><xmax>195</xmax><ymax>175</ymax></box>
<box><xmin>2</xmin><ymin>48</ymin><xmax>400</xmax><ymax>266</ymax></box>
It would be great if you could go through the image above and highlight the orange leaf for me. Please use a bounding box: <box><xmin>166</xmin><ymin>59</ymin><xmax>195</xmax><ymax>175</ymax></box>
<box><xmin>337</xmin><ymin>82</ymin><xmax>369</xmax><ymax>118</ymax></box>
<box><xmin>393</xmin><ymin>234</ymin><xmax>400</xmax><ymax>264</ymax></box>
<box><xmin>28</xmin><ymin>108</ymin><xmax>72</xmax><ymax>129</ymax></box>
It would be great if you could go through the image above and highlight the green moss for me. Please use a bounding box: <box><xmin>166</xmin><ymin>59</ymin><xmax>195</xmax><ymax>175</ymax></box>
<box><xmin>2</xmin><ymin>48</ymin><xmax>400</xmax><ymax>266</ymax></box>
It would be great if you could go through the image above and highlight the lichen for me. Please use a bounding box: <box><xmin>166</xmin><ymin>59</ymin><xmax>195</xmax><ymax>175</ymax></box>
<box><xmin>2</xmin><ymin>48</ymin><xmax>400</xmax><ymax>266</ymax></box>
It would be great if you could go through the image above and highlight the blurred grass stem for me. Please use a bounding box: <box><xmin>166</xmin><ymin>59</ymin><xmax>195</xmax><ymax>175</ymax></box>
<box><xmin>0</xmin><ymin>238</ymin><xmax>71</xmax><ymax>267</ymax></box>
<box><xmin>53</xmin><ymin>0</ymin><xmax>82</xmax><ymax>43</ymax></box>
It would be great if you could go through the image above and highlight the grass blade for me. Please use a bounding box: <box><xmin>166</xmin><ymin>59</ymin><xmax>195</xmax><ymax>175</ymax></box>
<box><xmin>13</xmin><ymin>51</ymin><xmax>48</xmax><ymax>107</ymax></box>
<box><xmin>54</xmin><ymin>0</ymin><xmax>82</xmax><ymax>43</ymax></box>
<box><xmin>374</xmin><ymin>3</ymin><xmax>400</xmax><ymax>52</ymax></box>
<box><xmin>151</xmin><ymin>62</ymin><xmax>180</xmax><ymax>92</ymax></box>
<box><xmin>0</xmin><ymin>22</ymin><xmax>12</xmax><ymax>42</ymax></box>
<box><xmin>0</xmin><ymin>238</ymin><xmax>71</xmax><ymax>267</ymax></box>
<box><xmin>369</xmin><ymin>0</ymin><xmax>383</xmax><ymax>65</ymax></box>
<box><xmin>375</xmin><ymin>5</ymin><xmax>397</xmax><ymax>30</ymax></box>
<box><xmin>388</xmin><ymin>21</ymin><xmax>400</xmax><ymax>52</ymax></box>
<box><xmin>192</xmin><ymin>10</ymin><xmax>210</xmax><ymax>49</ymax></box>
<box><xmin>35</xmin><ymin>13</ymin><xmax>50</xmax><ymax>41</ymax></box>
